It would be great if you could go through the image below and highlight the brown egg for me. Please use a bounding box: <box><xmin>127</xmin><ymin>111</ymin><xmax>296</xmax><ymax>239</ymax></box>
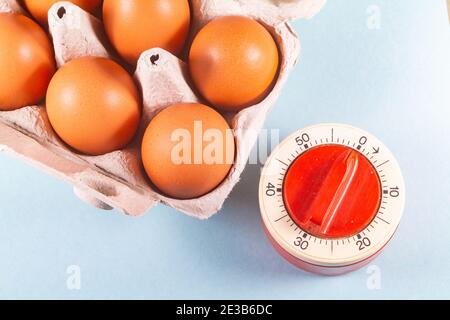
<box><xmin>0</xmin><ymin>13</ymin><xmax>55</xmax><ymax>111</ymax></box>
<box><xmin>141</xmin><ymin>103</ymin><xmax>235</xmax><ymax>199</ymax></box>
<box><xmin>103</xmin><ymin>0</ymin><xmax>191</xmax><ymax>65</ymax></box>
<box><xmin>46</xmin><ymin>57</ymin><xmax>141</xmax><ymax>155</ymax></box>
<box><xmin>23</xmin><ymin>0</ymin><xmax>102</xmax><ymax>25</ymax></box>
<box><xmin>189</xmin><ymin>16</ymin><xmax>279</xmax><ymax>112</ymax></box>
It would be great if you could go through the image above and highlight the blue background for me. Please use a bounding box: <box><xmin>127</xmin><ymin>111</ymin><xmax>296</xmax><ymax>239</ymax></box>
<box><xmin>0</xmin><ymin>0</ymin><xmax>449</xmax><ymax>299</ymax></box>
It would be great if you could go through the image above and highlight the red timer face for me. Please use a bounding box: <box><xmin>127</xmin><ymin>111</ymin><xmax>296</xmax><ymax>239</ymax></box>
<box><xmin>283</xmin><ymin>145</ymin><xmax>382</xmax><ymax>239</ymax></box>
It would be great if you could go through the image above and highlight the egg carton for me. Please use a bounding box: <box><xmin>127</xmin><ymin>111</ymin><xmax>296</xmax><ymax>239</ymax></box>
<box><xmin>0</xmin><ymin>0</ymin><xmax>325</xmax><ymax>218</ymax></box>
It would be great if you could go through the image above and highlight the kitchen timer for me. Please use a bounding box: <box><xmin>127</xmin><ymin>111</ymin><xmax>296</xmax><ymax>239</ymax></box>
<box><xmin>259</xmin><ymin>123</ymin><xmax>405</xmax><ymax>275</ymax></box>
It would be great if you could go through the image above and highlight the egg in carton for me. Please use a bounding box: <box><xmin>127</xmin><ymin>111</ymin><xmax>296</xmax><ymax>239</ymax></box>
<box><xmin>0</xmin><ymin>0</ymin><xmax>325</xmax><ymax>218</ymax></box>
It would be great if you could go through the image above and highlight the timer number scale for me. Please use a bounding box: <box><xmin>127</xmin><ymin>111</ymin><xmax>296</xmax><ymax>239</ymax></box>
<box><xmin>259</xmin><ymin>123</ymin><xmax>405</xmax><ymax>275</ymax></box>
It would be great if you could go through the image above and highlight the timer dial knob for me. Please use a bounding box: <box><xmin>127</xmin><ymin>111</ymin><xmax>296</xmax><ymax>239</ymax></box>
<box><xmin>283</xmin><ymin>145</ymin><xmax>381</xmax><ymax>239</ymax></box>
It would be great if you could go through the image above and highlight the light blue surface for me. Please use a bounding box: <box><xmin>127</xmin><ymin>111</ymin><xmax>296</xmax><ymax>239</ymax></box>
<box><xmin>0</xmin><ymin>0</ymin><xmax>449</xmax><ymax>299</ymax></box>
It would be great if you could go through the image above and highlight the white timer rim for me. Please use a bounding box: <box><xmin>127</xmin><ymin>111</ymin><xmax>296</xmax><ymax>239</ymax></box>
<box><xmin>259</xmin><ymin>123</ymin><xmax>406</xmax><ymax>267</ymax></box>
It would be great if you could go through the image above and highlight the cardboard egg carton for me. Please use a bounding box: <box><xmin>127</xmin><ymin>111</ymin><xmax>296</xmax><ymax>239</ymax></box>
<box><xmin>0</xmin><ymin>0</ymin><xmax>325</xmax><ymax>218</ymax></box>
